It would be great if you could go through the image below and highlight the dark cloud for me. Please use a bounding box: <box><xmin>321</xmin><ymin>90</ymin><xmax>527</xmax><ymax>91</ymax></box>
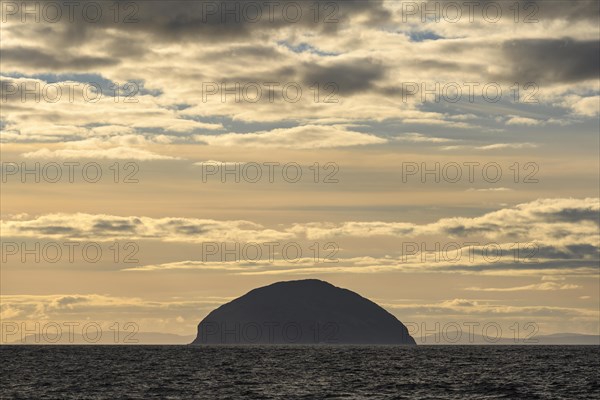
<box><xmin>92</xmin><ymin>221</ymin><xmax>139</xmax><ymax>233</ymax></box>
<box><xmin>7</xmin><ymin>0</ymin><xmax>391</xmax><ymax>43</ymax></box>
<box><xmin>414</xmin><ymin>60</ymin><xmax>485</xmax><ymax>75</ymax></box>
<box><xmin>498</xmin><ymin>38</ymin><xmax>599</xmax><ymax>83</ymax></box>
<box><xmin>301</xmin><ymin>58</ymin><xmax>387</xmax><ymax>95</ymax></box>
<box><xmin>198</xmin><ymin>45</ymin><xmax>284</xmax><ymax>62</ymax></box>
<box><xmin>2</xmin><ymin>46</ymin><xmax>119</xmax><ymax>71</ymax></box>
<box><xmin>489</xmin><ymin>0</ymin><xmax>598</xmax><ymax>22</ymax></box>
<box><xmin>534</xmin><ymin>244</ymin><xmax>599</xmax><ymax>260</ymax></box>
<box><xmin>132</xmin><ymin>0</ymin><xmax>392</xmax><ymax>38</ymax></box>
<box><xmin>463</xmin><ymin>243</ymin><xmax>598</xmax><ymax>262</ymax></box>
<box><xmin>423</xmin><ymin>0</ymin><xmax>599</xmax><ymax>22</ymax></box>
<box><xmin>175</xmin><ymin>225</ymin><xmax>207</xmax><ymax>235</ymax></box>
<box><xmin>442</xmin><ymin>223</ymin><xmax>499</xmax><ymax>236</ymax></box>
<box><xmin>534</xmin><ymin>207</ymin><xmax>600</xmax><ymax>224</ymax></box>
<box><xmin>55</xmin><ymin>296</ymin><xmax>89</xmax><ymax>307</ymax></box>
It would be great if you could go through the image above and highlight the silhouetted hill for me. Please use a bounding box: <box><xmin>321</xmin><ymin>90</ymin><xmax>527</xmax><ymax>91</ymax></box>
<box><xmin>191</xmin><ymin>279</ymin><xmax>416</xmax><ymax>345</ymax></box>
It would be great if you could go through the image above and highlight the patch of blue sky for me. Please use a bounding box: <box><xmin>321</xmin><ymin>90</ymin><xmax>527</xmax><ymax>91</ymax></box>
<box><xmin>277</xmin><ymin>41</ymin><xmax>339</xmax><ymax>56</ymax></box>
<box><xmin>406</xmin><ymin>30</ymin><xmax>444</xmax><ymax>42</ymax></box>
<box><xmin>2</xmin><ymin>73</ymin><xmax>162</xmax><ymax>98</ymax></box>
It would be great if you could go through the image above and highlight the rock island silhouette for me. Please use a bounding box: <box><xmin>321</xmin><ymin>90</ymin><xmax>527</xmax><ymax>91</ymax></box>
<box><xmin>192</xmin><ymin>279</ymin><xmax>416</xmax><ymax>345</ymax></box>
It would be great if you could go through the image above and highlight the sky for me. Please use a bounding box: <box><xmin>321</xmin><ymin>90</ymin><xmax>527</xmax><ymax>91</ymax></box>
<box><xmin>0</xmin><ymin>0</ymin><xmax>599</xmax><ymax>343</ymax></box>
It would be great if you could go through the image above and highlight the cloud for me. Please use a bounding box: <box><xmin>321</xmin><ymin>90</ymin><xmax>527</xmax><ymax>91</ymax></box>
<box><xmin>301</xmin><ymin>58</ymin><xmax>387</xmax><ymax>95</ymax></box>
<box><xmin>429</xmin><ymin>197</ymin><xmax>599</xmax><ymax>244</ymax></box>
<box><xmin>125</xmin><ymin>255</ymin><xmax>599</xmax><ymax>278</ymax></box>
<box><xmin>506</xmin><ymin>116</ymin><xmax>542</xmax><ymax>126</ymax></box>
<box><xmin>0</xmin><ymin>75</ymin><xmax>223</xmax><ymax>143</ymax></box>
<box><xmin>290</xmin><ymin>221</ymin><xmax>416</xmax><ymax>239</ymax></box>
<box><xmin>465</xmin><ymin>282</ymin><xmax>580</xmax><ymax>291</ymax></box>
<box><xmin>1</xmin><ymin>46</ymin><xmax>119</xmax><ymax>71</ymax></box>
<box><xmin>567</xmin><ymin>95</ymin><xmax>600</xmax><ymax>117</ymax></box>
<box><xmin>523</xmin><ymin>0</ymin><xmax>600</xmax><ymax>22</ymax></box>
<box><xmin>419</xmin><ymin>0</ymin><xmax>600</xmax><ymax>24</ymax></box>
<box><xmin>498</xmin><ymin>38</ymin><xmax>600</xmax><ymax>84</ymax></box>
<box><xmin>23</xmin><ymin>147</ymin><xmax>174</xmax><ymax>161</ymax></box>
<box><xmin>442</xmin><ymin>143</ymin><xmax>538</xmax><ymax>151</ymax></box>
<box><xmin>0</xmin><ymin>293</ymin><xmax>232</xmax><ymax>328</ymax></box>
<box><xmin>194</xmin><ymin>125</ymin><xmax>387</xmax><ymax>149</ymax></box>
<box><xmin>477</xmin><ymin>143</ymin><xmax>538</xmax><ymax>150</ymax></box>
<box><xmin>3</xmin><ymin>199</ymin><xmax>598</xmax><ymax>276</ymax></box>
<box><xmin>290</xmin><ymin>197</ymin><xmax>598</xmax><ymax>241</ymax></box>
<box><xmin>21</xmin><ymin>135</ymin><xmax>179</xmax><ymax>160</ymax></box>
<box><xmin>1</xmin><ymin>0</ymin><xmax>597</xmax><ymax>145</ymax></box>
<box><xmin>382</xmin><ymin>298</ymin><xmax>598</xmax><ymax>319</ymax></box>
<box><xmin>126</xmin><ymin>261</ymin><xmax>230</xmax><ymax>272</ymax></box>
<box><xmin>394</xmin><ymin>133</ymin><xmax>454</xmax><ymax>143</ymax></box>
<box><xmin>1</xmin><ymin>213</ymin><xmax>294</xmax><ymax>243</ymax></box>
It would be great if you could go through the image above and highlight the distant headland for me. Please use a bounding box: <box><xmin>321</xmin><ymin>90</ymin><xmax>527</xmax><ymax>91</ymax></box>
<box><xmin>191</xmin><ymin>279</ymin><xmax>417</xmax><ymax>345</ymax></box>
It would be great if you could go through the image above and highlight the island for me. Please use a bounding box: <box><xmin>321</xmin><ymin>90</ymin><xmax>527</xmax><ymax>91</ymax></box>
<box><xmin>191</xmin><ymin>279</ymin><xmax>416</xmax><ymax>345</ymax></box>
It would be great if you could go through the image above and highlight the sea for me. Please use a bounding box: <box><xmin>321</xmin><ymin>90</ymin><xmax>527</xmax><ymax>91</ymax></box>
<box><xmin>1</xmin><ymin>345</ymin><xmax>599</xmax><ymax>399</ymax></box>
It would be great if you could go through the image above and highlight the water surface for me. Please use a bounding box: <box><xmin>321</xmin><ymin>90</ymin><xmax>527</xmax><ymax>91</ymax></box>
<box><xmin>1</xmin><ymin>345</ymin><xmax>598</xmax><ymax>399</ymax></box>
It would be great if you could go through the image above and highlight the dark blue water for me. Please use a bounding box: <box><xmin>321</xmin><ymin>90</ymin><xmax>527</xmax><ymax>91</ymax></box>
<box><xmin>1</xmin><ymin>345</ymin><xmax>599</xmax><ymax>399</ymax></box>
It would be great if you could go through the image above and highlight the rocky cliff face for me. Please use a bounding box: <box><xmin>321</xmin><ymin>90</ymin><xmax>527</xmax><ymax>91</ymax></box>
<box><xmin>192</xmin><ymin>279</ymin><xmax>416</xmax><ymax>345</ymax></box>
